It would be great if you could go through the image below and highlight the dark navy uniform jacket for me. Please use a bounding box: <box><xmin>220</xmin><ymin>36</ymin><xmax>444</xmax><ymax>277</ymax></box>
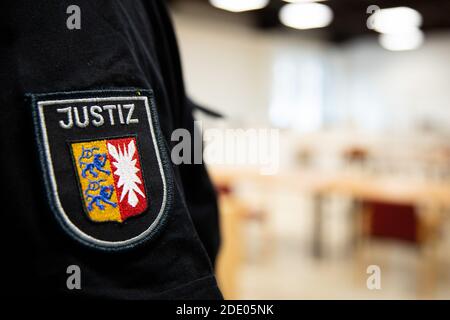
<box><xmin>0</xmin><ymin>0</ymin><xmax>222</xmax><ymax>299</ymax></box>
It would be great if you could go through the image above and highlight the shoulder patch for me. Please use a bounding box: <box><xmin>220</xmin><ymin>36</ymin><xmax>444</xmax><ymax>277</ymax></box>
<box><xmin>28</xmin><ymin>89</ymin><xmax>172</xmax><ymax>251</ymax></box>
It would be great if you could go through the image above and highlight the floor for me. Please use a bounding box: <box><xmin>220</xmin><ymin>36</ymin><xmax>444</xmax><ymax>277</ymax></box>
<box><xmin>233</xmin><ymin>192</ymin><xmax>450</xmax><ymax>300</ymax></box>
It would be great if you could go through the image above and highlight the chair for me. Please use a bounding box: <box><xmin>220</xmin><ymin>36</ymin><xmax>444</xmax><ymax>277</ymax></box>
<box><xmin>356</xmin><ymin>200</ymin><xmax>441</xmax><ymax>297</ymax></box>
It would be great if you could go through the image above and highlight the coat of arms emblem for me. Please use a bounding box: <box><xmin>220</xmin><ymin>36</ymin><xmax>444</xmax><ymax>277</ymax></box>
<box><xmin>71</xmin><ymin>137</ymin><xmax>147</xmax><ymax>223</ymax></box>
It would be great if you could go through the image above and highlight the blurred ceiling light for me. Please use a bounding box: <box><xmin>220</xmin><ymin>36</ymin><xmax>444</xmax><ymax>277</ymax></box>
<box><xmin>371</xmin><ymin>7</ymin><xmax>422</xmax><ymax>34</ymax></box>
<box><xmin>378</xmin><ymin>29</ymin><xmax>424</xmax><ymax>51</ymax></box>
<box><xmin>279</xmin><ymin>3</ymin><xmax>333</xmax><ymax>30</ymax></box>
<box><xmin>209</xmin><ymin>0</ymin><xmax>269</xmax><ymax>12</ymax></box>
<box><xmin>283</xmin><ymin>0</ymin><xmax>327</xmax><ymax>3</ymax></box>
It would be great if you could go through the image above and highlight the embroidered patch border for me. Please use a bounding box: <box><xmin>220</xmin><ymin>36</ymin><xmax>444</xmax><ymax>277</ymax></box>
<box><xmin>28</xmin><ymin>89</ymin><xmax>173</xmax><ymax>251</ymax></box>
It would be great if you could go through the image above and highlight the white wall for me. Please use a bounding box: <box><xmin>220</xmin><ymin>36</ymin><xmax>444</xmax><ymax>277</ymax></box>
<box><xmin>172</xmin><ymin>4</ymin><xmax>450</xmax><ymax>138</ymax></box>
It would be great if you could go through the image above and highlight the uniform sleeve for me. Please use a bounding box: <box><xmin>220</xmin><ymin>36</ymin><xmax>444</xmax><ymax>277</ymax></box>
<box><xmin>178</xmin><ymin>97</ymin><xmax>221</xmax><ymax>265</ymax></box>
<box><xmin>0</xmin><ymin>0</ymin><xmax>222</xmax><ymax>299</ymax></box>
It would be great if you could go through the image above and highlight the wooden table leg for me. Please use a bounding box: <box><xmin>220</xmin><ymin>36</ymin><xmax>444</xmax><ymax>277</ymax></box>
<box><xmin>312</xmin><ymin>193</ymin><xmax>324</xmax><ymax>259</ymax></box>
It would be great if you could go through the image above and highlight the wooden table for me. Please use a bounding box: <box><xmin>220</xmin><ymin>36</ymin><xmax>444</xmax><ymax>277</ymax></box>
<box><xmin>210</xmin><ymin>166</ymin><xmax>450</xmax><ymax>258</ymax></box>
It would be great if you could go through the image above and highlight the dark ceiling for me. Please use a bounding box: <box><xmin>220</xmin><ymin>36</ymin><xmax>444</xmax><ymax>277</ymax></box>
<box><xmin>170</xmin><ymin>0</ymin><xmax>450</xmax><ymax>43</ymax></box>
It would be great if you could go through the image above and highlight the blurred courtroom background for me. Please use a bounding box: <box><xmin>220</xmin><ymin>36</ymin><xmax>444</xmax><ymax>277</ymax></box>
<box><xmin>169</xmin><ymin>0</ymin><xmax>450</xmax><ymax>299</ymax></box>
